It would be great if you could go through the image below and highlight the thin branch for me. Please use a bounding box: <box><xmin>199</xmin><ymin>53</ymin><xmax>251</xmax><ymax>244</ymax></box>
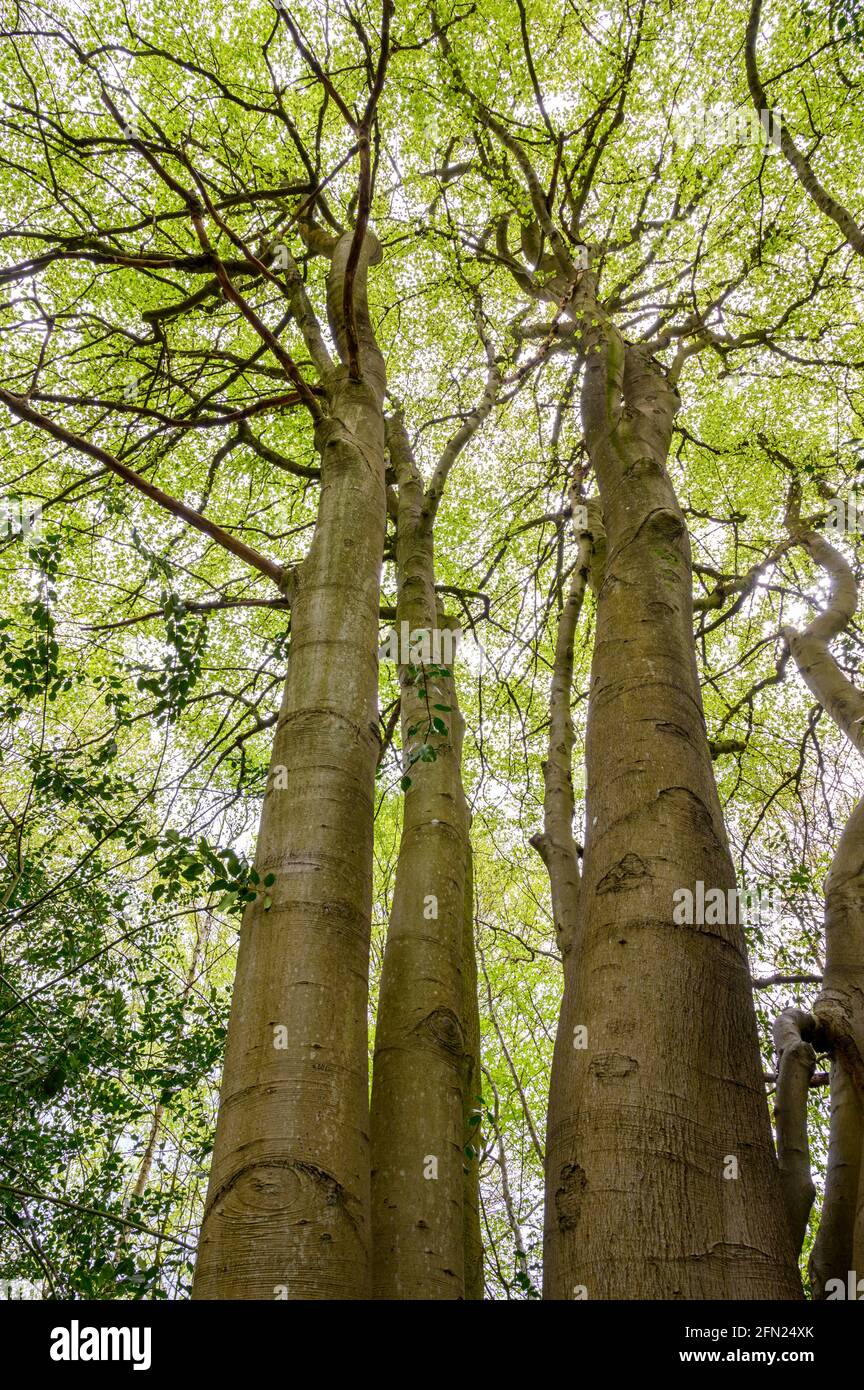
<box><xmin>0</xmin><ymin>390</ymin><xmax>289</xmax><ymax>591</ymax></box>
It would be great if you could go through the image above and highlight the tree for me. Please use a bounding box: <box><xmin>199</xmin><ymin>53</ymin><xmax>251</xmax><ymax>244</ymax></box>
<box><xmin>772</xmin><ymin>482</ymin><xmax>864</xmax><ymax>1294</ymax></box>
<box><xmin>1</xmin><ymin>0</ymin><xmax>863</xmax><ymax>1303</ymax></box>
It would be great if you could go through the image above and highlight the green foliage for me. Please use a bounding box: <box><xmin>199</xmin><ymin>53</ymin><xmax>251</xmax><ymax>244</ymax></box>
<box><xmin>0</xmin><ymin>0</ymin><xmax>860</xmax><ymax>1299</ymax></box>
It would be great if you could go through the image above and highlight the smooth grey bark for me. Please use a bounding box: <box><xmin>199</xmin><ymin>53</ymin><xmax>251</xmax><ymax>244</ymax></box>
<box><xmin>542</xmin><ymin>328</ymin><xmax>801</xmax><ymax>1299</ymax></box>
<box><xmin>469</xmin><ymin>183</ymin><xmax>800</xmax><ymax>1297</ymax></box>
<box><xmin>369</xmin><ymin>417</ymin><xmax>470</xmax><ymax>1299</ymax></box>
<box><xmin>772</xmin><ymin>1008</ymin><xmax>817</xmax><ymax>1255</ymax></box>
<box><xmin>530</xmin><ymin>494</ymin><xmax>595</xmax><ymax>957</ymax></box>
<box><xmin>368</xmin><ymin>316</ymin><xmax>499</xmax><ymax>1299</ymax></box>
<box><xmin>193</xmin><ymin>232</ymin><xmax>387</xmax><ymax>1300</ymax></box>
<box><xmin>462</xmin><ymin>841</ymin><xmax>484</xmax><ymax>1300</ymax></box>
<box><xmin>782</xmin><ymin>520</ymin><xmax>864</xmax><ymax>1294</ymax></box>
<box><xmin>811</xmin><ymin>803</ymin><xmax>864</xmax><ymax>1291</ymax></box>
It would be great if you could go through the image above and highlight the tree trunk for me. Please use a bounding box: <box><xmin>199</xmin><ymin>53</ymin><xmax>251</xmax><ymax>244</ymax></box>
<box><xmin>193</xmin><ymin>234</ymin><xmax>387</xmax><ymax>1300</ymax></box>
<box><xmin>772</xmin><ymin>1008</ymin><xmax>817</xmax><ymax>1255</ymax></box>
<box><xmin>532</xmin><ymin>496</ymin><xmax>593</xmax><ymax>1300</ymax></box>
<box><xmin>542</xmin><ymin>335</ymin><xmax>801</xmax><ymax>1299</ymax></box>
<box><xmin>781</xmin><ymin>523</ymin><xmax>864</xmax><ymax>1294</ymax></box>
<box><xmin>812</xmin><ymin>801</ymin><xmax>864</xmax><ymax>1289</ymax></box>
<box><xmin>462</xmin><ymin>841</ymin><xmax>484</xmax><ymax>1300</ymax></box>
<box><xmin>369</xmin><ymin>416</ymin><xmax>471</xmax><ymax>1299</ymax></box>
<box><xmin>529</xmin><ymin>494</ymin><xmax>593</xmax><ymax>957</ymax></box>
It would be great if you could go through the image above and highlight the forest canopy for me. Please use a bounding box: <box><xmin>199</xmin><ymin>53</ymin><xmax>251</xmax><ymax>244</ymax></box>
<box><xmin>0</xmin><ymin>0</ymin><xmax>863</xmax><ymax>1303</ymax></box>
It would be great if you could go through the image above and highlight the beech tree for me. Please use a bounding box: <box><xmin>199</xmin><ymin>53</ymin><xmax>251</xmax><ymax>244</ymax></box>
<box><xmin>773</xmin><ymin>484</ymin><xmax>864</xmax><ymax>1295</ymax></box>
<box><xmin>1</xmin><ymin>0</ymin><xmax>863</xmax><ymax>1304</ymax></box>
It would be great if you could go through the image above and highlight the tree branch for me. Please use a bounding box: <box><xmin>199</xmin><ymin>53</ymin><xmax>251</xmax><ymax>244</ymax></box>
<box><xmin>0</xmin><ymin>390</ymin><xmax>289</xmax><ymax>591</ymax></box>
